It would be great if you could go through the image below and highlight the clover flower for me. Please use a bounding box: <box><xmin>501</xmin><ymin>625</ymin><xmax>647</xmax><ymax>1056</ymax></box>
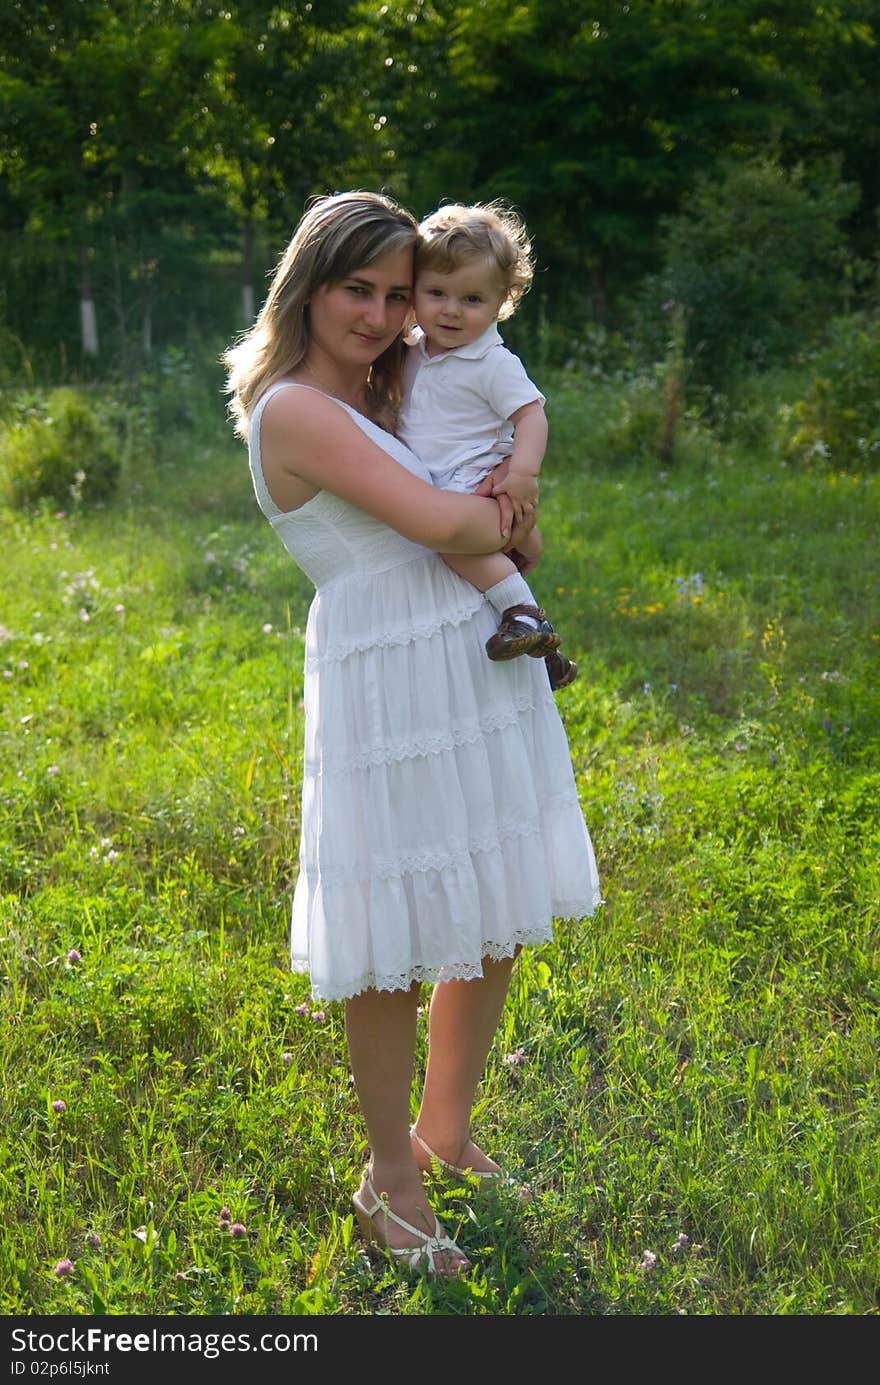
<box><xmin>51</xmin><ymin>1099</ymin><xmax>67</xmax><ymax>1113</ymax></box>
<box><xmin>52</xmin><ymin>1258</ymin><xmax>74</xmax><ymax>1278</ymax></box>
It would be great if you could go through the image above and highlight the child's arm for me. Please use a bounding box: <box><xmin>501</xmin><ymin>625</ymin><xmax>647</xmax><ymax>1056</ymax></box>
<box><xmin>491</xmin><ymin>400</ymin><xmax>548</xmax><ymax>524</ymax></box>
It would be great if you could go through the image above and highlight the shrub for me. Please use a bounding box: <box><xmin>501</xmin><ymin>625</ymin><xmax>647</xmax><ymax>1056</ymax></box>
<box><xmin>641</xmin><ymin>155</ymin><xmax>862</xmax><ymax>387</ymax></box>
<box><xmin>777</xmin><ymin>311</ymin><xmax>880</xmax><ymax>470</ymax></box>
<box><xmin>0</xmin><ymin>388</ymin><xmax>121</xmax><ymax>508</ymax></box>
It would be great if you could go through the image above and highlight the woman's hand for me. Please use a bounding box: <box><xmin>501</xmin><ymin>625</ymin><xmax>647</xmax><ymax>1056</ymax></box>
<box><xmin>475</xmin><ymin>462</ymin><xmax>536</xmax><ymax>541</ymax></box>
<box><xmin>492</xmin><ymin>468</ymin><xmax>539</xmax><ymax>527</ymax></box>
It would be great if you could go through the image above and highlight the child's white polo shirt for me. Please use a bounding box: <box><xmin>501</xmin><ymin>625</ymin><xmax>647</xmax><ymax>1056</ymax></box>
<box><xmin>398</xmin><ymin>323</ymin><xmax>545</xmax><ymax>492</ymax></box>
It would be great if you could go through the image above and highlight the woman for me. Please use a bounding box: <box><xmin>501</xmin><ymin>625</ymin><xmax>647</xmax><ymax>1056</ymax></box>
<box><xmin>223</xmin><ymin>190</ymin><xmax>601</xmax><ymax>1276</ymax></box>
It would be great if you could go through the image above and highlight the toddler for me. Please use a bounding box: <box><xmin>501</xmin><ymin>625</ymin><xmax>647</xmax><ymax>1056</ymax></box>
<box><xmin>397</xmin><ymin>200</ymin><xmax>577</xmax><ymax>690</ymax></box>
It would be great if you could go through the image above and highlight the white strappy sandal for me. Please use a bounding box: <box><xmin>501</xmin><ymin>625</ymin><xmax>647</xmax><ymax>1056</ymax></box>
<box><xmin>410</xmin><ymin>1125</ymin><xmax>527</xmax><ymax>1195</ymax></box>
<box><xmin>351</xmin><ymin>1170</ymin><xmax>469</xmax><ymax>1276</ymax></box>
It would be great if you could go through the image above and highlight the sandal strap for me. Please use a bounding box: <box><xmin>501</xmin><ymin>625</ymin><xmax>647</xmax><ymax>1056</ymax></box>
<box><xmin>410</xmin><ymin>1126</ymin><xmax>457</xmax><ymax>1175</ymax></box>
<box><xmin>500</xmin><ymin>603</ymin><xmax>546</xmax><ymax>622</ymax></box>
<box><xmin>360</xmin><ymin>1173</ymin><xmax>450</xmax><ymax>1244</ymax></box>
<box><xmin>410</xmin><ymin>1125</ymin><xmax>507</xmax><ymax>1183</ymax></box>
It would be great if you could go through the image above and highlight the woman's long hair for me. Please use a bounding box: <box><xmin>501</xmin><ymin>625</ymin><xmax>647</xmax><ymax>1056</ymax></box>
<box><xmin>223</xmin><ymin>191</ymin><xmax>418</xmax><ymax>439</ymax></box>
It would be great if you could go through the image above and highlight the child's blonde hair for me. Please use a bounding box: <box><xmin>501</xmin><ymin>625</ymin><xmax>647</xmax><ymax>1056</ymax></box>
<box><xmin>416</xmin><ymin>200</ymin><xmax>534</xmax><ymax>321</ymax></box>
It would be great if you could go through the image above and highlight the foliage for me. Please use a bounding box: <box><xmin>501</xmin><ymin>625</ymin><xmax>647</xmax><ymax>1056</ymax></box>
<box><xmin>776</xmin><ymin>310</ymin><xmax>880</xmax><ymax>471</ymax></box>
<box><xmin>0</xmin><ymin>388</ymin><xmax>120</xmax><ymax>508</ymax></box>
<box><xmin>1</xmin><ymin>3</ymin><xmax>878</xmax><ymax>374</ymax></box>
<box><xmin>0</xmin><ymin>360</ymin><xmax>877</xmax><ymax>1315</ymax></box>
<box><xmin>368</xmin><ymin>0</ymin><xmax>879</xmax><ymax>313</ymax></box>
<box><xmin>633</xmin><ymin>155</ymin><xmax>863</xmax><ymax>385</ymax></box>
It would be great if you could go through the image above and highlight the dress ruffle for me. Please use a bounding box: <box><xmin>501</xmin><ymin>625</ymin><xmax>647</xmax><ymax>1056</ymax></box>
<box><xmin>249</xmin><ymin>382</ymin><xmax>602</xmax><ymax>1001</ymax></box>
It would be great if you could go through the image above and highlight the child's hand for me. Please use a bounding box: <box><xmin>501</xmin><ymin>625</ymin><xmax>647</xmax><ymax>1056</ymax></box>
<box><xmin>492</xmin><ymin>469</ymin><xmax>539</xmax><ymax>526</ymax></box>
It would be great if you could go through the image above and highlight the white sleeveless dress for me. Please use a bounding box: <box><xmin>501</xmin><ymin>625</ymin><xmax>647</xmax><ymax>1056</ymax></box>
<box><xmin>248</xmin><ymin>381</ymin><xmax>602</xmax><ymax>1001</ymax></box>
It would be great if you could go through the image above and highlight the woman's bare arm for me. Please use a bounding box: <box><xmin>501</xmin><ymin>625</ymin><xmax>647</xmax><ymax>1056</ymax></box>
<box><xmin>259</xmin><ymin>387</ymin><xmax>533</xmax><ymax>555</ymax></box>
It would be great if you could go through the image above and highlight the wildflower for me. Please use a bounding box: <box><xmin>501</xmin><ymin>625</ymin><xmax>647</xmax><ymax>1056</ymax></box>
<box><xmin>51</xmin><ymin>1099</ymin><xmax>67</xmax><ymax>1113</ymax></box>
<box><xmin>639</xmin><ymin>1249</ymin><xmax>658</xmax><ymax>1271</ymax></box>
<box><xmin>52</xmin><ymin>1258</ymin><xmax>74</xmax><ymax>1278</ymax></box>
<box><xmin>218</xmin><ymin>1207</ymin><xmax>232</xmax><ymax>1226</ymax></box>
<box><xmin>67</xmin><ymin>949</ymin><xmax>81</xmax><ymax>964</ymax></box>
<box><xmin>642</xmin><ymin>682</ymin><xmax>651</xmax><ymax>694</ymax></box>
<box><xmin>822</xmin><ymin>719</ymin><xmax>833</xmax><ymax>734</ymax></box>
<box><xmin>310</xmin><ymin>1010</ymin><xmax>326</xmax><ymax>1022</ymax></box>
<box><xmin>78</xmin><ymin>610</ymin><xmax>90</xmax><ymax>623</ymax></box>
<box><xmin>294</xmin><ymin>1003</ymin><xmax>309</xmax><ymax>1016</ymax></box>
<box><xmin>85</xmin><ymin>1232</ymin><xmax>101</xmax><ymax>1248</ymax></box>
<box><xmin>47</xmin><ymin>766</ymin><xmax>60</xmax><ymax>776</ymax></box>
<box><xmin>280</xmin><ymin>1052</ymin><xmax>294</xmax><ymax>1065</ymax></box>
<box><xmin>503</xmin><ymin>1047</ymin><xmax>526</xmax><ymax>1066</ymax></box>
<box><xmin>672</xmin><ymin>1233</ymin><xmax>689</xmax><ymax>1251</ymax></box>
<box><xmin>262</xmin><ymin>623</ymin><xmax>273</xmax><ymax>633</ymax></box>
<box><xmin>228</xmin><ymin>1222</ymin><xmax>247</xmax><ymax>1238</ymax></box>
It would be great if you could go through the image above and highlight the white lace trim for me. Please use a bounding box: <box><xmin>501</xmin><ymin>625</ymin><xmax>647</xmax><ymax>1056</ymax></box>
<box><xmin>292</xmin><ymin>922</ymin><xmax>559</xmax><ymax>1002</ymax></box>
<box><xmin>305</xmin><ymin>694</ymin><xmax>544</xmax><ymax>774</ymax></box>
<box><xmin>305</xmin><ymin>814</ymin><xmax>571</xmax><ymax>883</ymax></box>
<box><xmin>310</xmin><ymin>591</ymin><xmax>484</xmax><ymax>663</ymax></box>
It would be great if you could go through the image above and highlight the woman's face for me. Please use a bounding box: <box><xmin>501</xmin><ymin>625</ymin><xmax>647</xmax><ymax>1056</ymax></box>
<box><xmin>308</xmin><ymin>245</ymin><xmax>413</xmax><ymax>370</ymax></box>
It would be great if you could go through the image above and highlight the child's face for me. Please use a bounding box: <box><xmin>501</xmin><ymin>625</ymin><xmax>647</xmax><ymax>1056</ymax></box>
<box><xmin>414</xmin><ymin>257</ymin><xmax>507</xmax><ymax>356</ymax></box>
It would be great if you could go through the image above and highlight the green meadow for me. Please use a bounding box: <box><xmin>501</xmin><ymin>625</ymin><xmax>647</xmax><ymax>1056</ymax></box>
<box><xmin>1</xmin><ymin>363</ymin><xmax>878</xmax><ymax>1315</ymax></box>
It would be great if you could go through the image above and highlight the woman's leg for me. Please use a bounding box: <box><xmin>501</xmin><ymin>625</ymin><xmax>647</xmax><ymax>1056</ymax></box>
<box><xmin>345</xmin><ymin>982</ymin><xmax>468</xmax><ymax>1269</ymax></box>
<box><xmin>413</xmin><ymin>952</ymin><xmax>517</xmax><ymax>1174</ymax></box>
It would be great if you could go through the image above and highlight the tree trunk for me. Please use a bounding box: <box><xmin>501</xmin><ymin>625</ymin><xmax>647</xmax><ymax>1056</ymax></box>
<box><xmin>242</xmin><ymin>214</ymin><xmax>256</xmax><ymax>324</ymax></box>
<box><xmin>141</xmin><ymin>296</ymin><xmax>153</xmax><ymax>356</ymax></box>
<box><xmin>79</xmin><ymin>245</ymin><xmax>99</xmax><ymax>357</ymax></box>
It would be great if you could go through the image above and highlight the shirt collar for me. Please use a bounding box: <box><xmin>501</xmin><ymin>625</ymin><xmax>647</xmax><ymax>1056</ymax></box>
<box><xmin>407</xmin><ymin>322</ymin><xmax>503</xmax><ymax>362</ymax></box>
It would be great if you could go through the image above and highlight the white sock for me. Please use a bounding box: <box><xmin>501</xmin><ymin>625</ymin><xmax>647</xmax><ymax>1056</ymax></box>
<box><xmin>485</xmin><ymin>573</ymin><xmax>540</xmax><ymax>624</ymax></box>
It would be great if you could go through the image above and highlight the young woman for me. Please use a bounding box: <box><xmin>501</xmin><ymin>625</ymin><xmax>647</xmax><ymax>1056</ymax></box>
<box><xmin>223</xmin><ymin>190</ymin><xmax>601</xmax><ymax>1276</ymax></box>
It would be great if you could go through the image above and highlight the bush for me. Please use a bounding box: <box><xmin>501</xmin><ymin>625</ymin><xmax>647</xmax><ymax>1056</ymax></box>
<box><xmin>0</xmin><ymin>388</ymin><xmax>121</xmax><ymax>508</ymax></box>
<box><xmin>776</xmin><ymin>311</ymin><xmax>880</xmax><ymax>471</ymax></box>
<box><xmin>638</xmin><ymin>155</ymin><xmax>862</xmax><ymax>387</ymax></box>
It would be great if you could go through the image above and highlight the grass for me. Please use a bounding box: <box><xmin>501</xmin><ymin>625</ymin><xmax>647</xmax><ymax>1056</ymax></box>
<box><xmin>0</xmin><ymin>363</ymin><xmax>878</xmax><ymax>1316</ymax></box>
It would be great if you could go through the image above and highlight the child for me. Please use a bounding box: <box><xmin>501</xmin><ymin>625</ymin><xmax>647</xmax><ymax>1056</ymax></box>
<box><xmin>397</xmin><ymin>200</ymin><xmax>577</xmax><ymax>690</ymax></box>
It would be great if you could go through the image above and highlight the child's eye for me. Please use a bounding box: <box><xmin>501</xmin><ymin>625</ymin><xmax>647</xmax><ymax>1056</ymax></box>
<box><xmin>465</xmin><ymin>295</ymin><xmax>483</xmax><ymax>304</ymax></box>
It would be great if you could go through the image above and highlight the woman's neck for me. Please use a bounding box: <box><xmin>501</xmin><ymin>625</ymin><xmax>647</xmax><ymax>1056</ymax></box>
<box><xmin>297</xmin><ymin>353</ymin><xmax>368</xmax><ymax>410</ymax></box>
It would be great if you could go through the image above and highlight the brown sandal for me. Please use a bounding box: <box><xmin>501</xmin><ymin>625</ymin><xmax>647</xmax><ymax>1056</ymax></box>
<box><xmin>485</xmin><ymin>604</ymin><xmax>561</xmax><ymax>662</ymax></box>
<box><xmin>545</xmin><ymin>648</ymin><xmax>579</xmax><ymax>690</ymax></box>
